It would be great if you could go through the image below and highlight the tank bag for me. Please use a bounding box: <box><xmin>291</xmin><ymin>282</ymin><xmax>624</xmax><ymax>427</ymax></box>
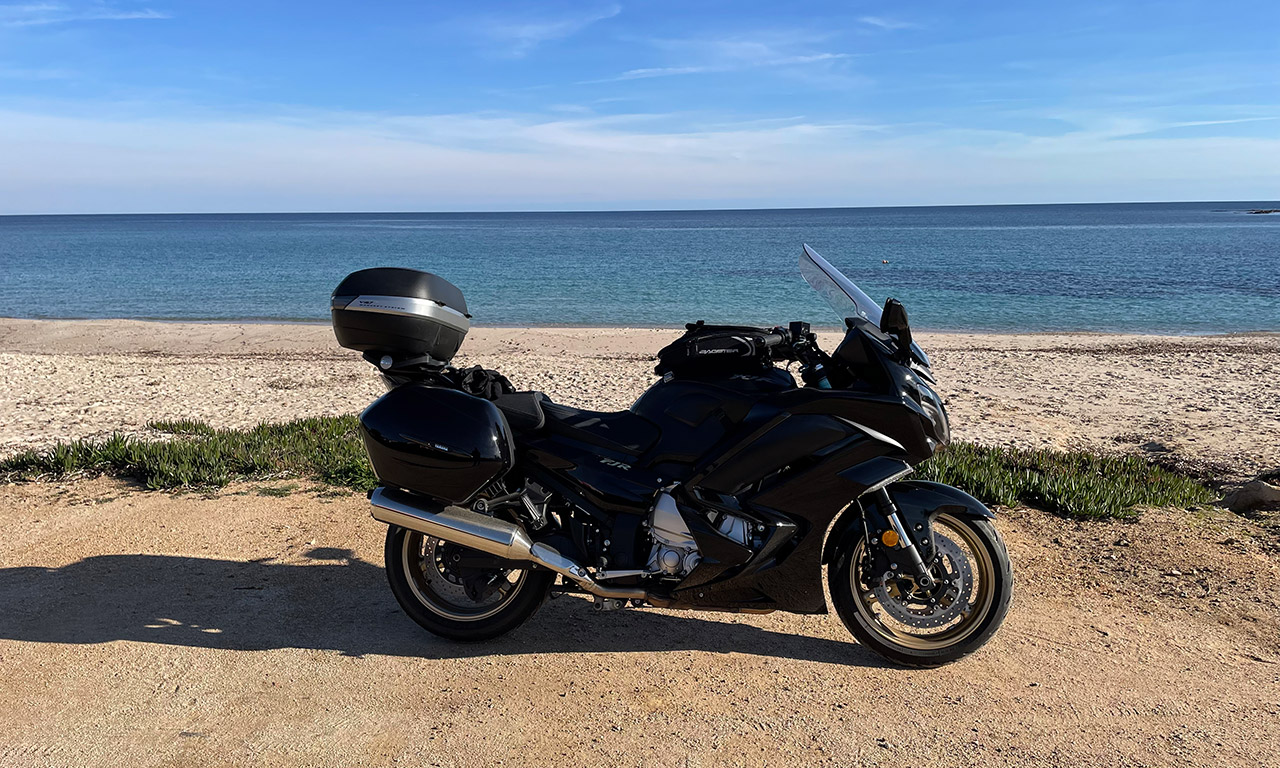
<box><xmin>654</xmin><ymin>322</ymin><xmax>776</xmax><ymax>377</ymax></box>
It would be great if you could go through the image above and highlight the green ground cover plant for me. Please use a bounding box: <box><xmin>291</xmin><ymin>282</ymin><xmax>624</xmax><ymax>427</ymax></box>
<box><xmin>1</xmin><ymin>417</ymin><xmax>1215</xmax><ymax>519</ymax></box>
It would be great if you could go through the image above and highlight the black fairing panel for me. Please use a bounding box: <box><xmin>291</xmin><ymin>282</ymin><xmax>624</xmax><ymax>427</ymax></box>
<box><xmin>778</xmin><ymin>388</ymin><xmax>935</xmax><ymax>459</ymax></box>
<box><xmin>629</xmin><ymin>369</ymin><xmax>796</xmax><ymax>477</ymax></box>
<box><xmin>674</xmin><ymin>433</ymin><xmax>898</xmax><ymax>613</ymax></box>
<box><xmin>695</xmin><ymin>414</ymin><xmax>857</xmax><ymax>495</ymax></box>
<box><xmin>523</xmin><ymin>440</ymin><xmax>663</xmax><ymax>516</ymax></box>
<box><xmin>521</xmin><ymin>440</ymin><xmax>663</xmax><ymax>569</ymax></box>
<box><xmin>359</xmin><ymin>384</ymin><xmax>514</xmax><ymax>504</ymax></box>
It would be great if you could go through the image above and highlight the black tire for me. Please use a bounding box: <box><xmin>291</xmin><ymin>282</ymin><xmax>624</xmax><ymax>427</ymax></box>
<box><xmin>384</xmin><ymin>524</ymin><xmax>554</xmax><ymax>642</ymax></box>
<box><xmin>829</xmin><ymin>514</ymin><xmax>1012</xmax><ymax>667</ymax></box>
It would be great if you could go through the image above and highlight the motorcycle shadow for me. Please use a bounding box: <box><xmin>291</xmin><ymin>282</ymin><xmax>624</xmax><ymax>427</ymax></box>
<box><xmin>0</xmin><ymin>547</ymin><xmax>889</xmax><ymax>667</ymax></box>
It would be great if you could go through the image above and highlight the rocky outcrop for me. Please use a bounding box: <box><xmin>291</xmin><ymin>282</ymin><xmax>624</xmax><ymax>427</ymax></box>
<box><xmin>1222</xmin><ymin>479</ymin><xmax>1280</xmax><ymax>512</ymax></box>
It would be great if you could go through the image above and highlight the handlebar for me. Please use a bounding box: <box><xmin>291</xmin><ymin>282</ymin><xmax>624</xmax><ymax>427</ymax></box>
<box><xmin>760</xmin><ymin>327</ymin><xmax>791</xmax><ymax>350</ymax></box>
<box><xmin>761</xmin><ymin>322</ymin><xmax>832</xmax><ymax>388</ymax></box>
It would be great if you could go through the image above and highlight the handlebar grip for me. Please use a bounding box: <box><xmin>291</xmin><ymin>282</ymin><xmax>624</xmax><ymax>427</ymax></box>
<box><xmin>759</xmin><ymin>328</ymin><xmax>789</xmax><ymax>348</ymax></box>
<box><xmin>758</xmin><ymin>328</ymin><xmax>799</xmax><ymax>362</ymax></box>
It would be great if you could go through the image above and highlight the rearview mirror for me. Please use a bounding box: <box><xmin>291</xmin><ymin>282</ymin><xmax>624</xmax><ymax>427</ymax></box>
<box><xmin>881</xmin><ymin>298</ymin><xmax>913</xmax><ymax>357</ymax></box>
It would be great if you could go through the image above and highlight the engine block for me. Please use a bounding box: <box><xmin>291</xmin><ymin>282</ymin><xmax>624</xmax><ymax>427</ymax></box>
<box><xmin>646</xmin><ymin>493</ymin><xmax>701</xmax><ymax>577</ymax></box>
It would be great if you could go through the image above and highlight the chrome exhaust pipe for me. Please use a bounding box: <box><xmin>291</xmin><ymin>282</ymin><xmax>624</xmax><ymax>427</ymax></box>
<box><xmin>370</xmin><ymin>487</ymin><xmax>645</xmax><ymax>600</ymax></box>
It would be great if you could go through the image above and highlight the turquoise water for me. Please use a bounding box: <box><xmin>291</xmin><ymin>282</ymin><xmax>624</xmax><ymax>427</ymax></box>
<box><xmin>1</xmin><ymin>203</ymin><xmax>1277</xmax><ymax>333</ymax></box>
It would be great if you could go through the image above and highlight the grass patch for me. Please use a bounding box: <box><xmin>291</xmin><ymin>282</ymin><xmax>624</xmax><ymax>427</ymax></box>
<box><xmin>148</xmin><ymin>419</ymin><xmax>218</xmax><ymax>436</ymax></box>
<box><xmin>1</xmin><ymin>417</ymin><xmax>1215</xmax><ymax>519</ymax></box>
<box><xmin>917</xmin><ymin>442</ymin><xmax>1216</xmax><ymax>520</ymax></box>
<box><xmin>1</xmin><ymin>417</ymin><xmax>376</xmax><ymax>492</ymax></box>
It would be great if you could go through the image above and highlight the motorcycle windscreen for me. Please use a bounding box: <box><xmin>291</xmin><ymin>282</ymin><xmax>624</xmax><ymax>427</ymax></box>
<box><xmin>800</xmin><ymin>243</ymin><xmax>884</xmax><ymax>328</ymax></box>
<box><xmin>799</xmin><ymin>243</ymin><xmax>931</xmax><ymax>367</ymax></box>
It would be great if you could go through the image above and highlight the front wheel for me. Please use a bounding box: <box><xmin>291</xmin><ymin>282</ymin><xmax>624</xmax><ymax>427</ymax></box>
<box><xmin>384</xmin><ymin>525</ymin><xmax>554</xmax><ymax>642</ymax></box>
<box><xmin>829</xmin><ymin>513</ymin><xmax>1012</xmax><ymax>667</ymax></box>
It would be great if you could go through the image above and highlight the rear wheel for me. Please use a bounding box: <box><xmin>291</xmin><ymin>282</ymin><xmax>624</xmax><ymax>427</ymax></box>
<box><xmin>829</xmin><ymin>513</ymin><xmax>1012</xmax><ymax>666</ymax></box>
<box><xmin>384</xmin><ymin>525</ymin><xmax>553</xmax><ymax>641</ymax></box>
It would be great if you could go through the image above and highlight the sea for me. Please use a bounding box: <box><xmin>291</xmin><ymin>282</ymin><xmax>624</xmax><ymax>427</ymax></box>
<box><xmin>1</xmin><ymin>202</ymin><xmax>1277</xmax><ymax>333</ymax></box>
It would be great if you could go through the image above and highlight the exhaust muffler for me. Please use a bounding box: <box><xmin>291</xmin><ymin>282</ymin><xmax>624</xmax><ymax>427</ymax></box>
<box><xmin>370</xmin><ymin>487</ymin><xmax>645</xmax><ymax>600</ymax></box>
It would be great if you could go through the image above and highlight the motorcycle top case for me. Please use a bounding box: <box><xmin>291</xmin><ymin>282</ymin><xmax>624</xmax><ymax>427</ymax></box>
<box><xmin>359</xmin><ymin>384</ymin><xmax>515</xmax><ymax>504</ymax></box>
<box><xmin>332</xmin><ymin>267</ymin><xmax>470</xmax><ymax>365</ymax></box>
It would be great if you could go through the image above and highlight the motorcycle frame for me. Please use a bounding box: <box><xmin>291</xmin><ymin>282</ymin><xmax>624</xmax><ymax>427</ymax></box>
<box><xmin>487</xmin><ymin>322</ymin><xmax>996</xmax><ymax>615</ymax></box>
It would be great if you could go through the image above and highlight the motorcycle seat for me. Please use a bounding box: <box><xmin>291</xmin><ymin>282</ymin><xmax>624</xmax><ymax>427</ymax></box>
<box><xmin>492</xmin><ymin>391</ymin><xmax>660</xmax><ymax>456</ymax></box>
<box><xmin>491</xmin><ymin>391</ymin><xmax>547</xmax><ymax>432</ymax></box>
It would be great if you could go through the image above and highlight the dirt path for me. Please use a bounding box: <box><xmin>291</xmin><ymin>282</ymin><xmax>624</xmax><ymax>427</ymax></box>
<box><xmin>2</xmin><ymin>479</ymin><xmax>1277</xmax><ymax>767</ymax></box>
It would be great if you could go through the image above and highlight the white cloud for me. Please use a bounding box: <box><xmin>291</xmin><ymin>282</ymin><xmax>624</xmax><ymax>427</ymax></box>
<box><xmin>609</xmin><ymin>65</ymin><xmax>715</xmax><ymax>80</ymax></box>
<box><xmin>606</xmin><ymin>52</ymin><xmax>853</xmax><ymax>81</ymax></box>
<box><xmin>592</xmin><ymin>33</ymin><xmax>855</xmax><ymax>82</ymax></box>
<box><xmin>858</xmin><ymin>16</ymin><xmax>917</xmax><ymax>31</ymax></box>
<box><xmin>0</xmin><ymin>2</ymin><xmax>169</xmax><ymax>27</ymax></box>
<box><xmin>477</xmin><ymin>4</ymin><xmax>621</xmax><ymax>58</ymax></box>
<box><xmin>1</xmin><ymin>106</ymin><xmax>1276</xmax><ymax>213</ymax></box>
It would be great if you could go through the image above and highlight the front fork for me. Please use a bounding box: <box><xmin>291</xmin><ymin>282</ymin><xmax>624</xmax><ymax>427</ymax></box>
<box><xmin>862</xmin><ymin>488</ymin><xmax>936</xmax><ymax>588</ymax></box>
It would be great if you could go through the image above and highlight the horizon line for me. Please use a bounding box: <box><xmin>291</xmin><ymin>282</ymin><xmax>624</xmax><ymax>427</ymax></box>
<box><xmin>2</xmin><ymin>199</ymin><xmax>1278</xmax><ymax>218</ymax></box>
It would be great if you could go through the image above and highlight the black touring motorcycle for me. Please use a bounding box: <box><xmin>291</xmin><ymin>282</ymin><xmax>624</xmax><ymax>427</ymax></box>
<box><xmin>331</xmin><ymin>245</ymin><xmax>1012</xmax><ymax>666</ymax></box>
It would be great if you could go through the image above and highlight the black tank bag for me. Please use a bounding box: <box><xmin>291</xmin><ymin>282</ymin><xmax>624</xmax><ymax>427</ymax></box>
<box><xmin>654</xmin><ymin>322</ymin><xmax>776</xmax><ymax>377</ymax></box>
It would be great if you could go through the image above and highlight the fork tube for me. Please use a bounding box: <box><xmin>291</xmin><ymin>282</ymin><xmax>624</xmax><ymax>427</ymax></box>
<box><xmin>874</xmin><ymin>488</ymin><xmax>935</xmax><ymax>588</ymax></box>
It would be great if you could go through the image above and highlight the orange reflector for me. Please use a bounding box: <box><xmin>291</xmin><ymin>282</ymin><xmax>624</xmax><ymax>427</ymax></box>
<box><xmin>881</xmin><ymin>530</ymin><xmax>900</xmax><ymax>548</ymax></box>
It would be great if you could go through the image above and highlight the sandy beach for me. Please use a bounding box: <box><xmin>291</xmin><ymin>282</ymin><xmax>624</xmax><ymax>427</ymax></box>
<box><xmin>3</xmin><ymin>318</ymin><xmax>1278</xmax><ymax>480</ymax></box>
<box><xmin>3</xmin><ymin>319</ymin><xmax>1280</xmax><ymax>767</ymax></box>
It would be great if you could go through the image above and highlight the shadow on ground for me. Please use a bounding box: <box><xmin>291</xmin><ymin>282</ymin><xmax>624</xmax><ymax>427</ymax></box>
<box><xmin>0</xmin><ymin>547</ymin><xmax>886</xmax><ymax>667</ymax></box>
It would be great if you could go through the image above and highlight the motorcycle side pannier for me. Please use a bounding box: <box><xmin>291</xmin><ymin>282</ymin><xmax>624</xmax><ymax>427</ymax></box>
<box><xmin>359</xmin><ymin>384</ymin><xmax>515</xmax><ymax>504</ymax></box>
<box><xmin>332</xmin><ymin>268</ymin><xmax>470</xmax><ymax>365</ymax></box>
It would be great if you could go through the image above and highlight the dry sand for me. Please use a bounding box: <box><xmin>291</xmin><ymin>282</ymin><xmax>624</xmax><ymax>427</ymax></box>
<box><xmin>3</xmin><ymin>318</ymin><xmax>1278</xmax><ymax>479</ymax></box>
<box><xmin>2</xmin><ymin>319</ymin><xmax>1280</xmax><ymax>766</ymax></box>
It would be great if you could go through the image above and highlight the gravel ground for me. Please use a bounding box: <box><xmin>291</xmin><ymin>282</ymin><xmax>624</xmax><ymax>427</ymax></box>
<box><xmin>1</xmin><ymin>479</ymin><xmax>1277</xmax><ymax>767</ymax></box>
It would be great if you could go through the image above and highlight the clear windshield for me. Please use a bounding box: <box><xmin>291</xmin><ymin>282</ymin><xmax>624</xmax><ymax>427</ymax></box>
<box><xmin>800</xmin><ymin>243</ymin><xmax>931</xmax><ymax>368</ymax></box>
<box><xmin>799</xmin><ymin>244</ymin><xmax>884</xmax><ymax>327</ymax></box>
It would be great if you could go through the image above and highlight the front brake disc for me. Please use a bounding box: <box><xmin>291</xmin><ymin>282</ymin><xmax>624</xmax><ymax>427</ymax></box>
<box><xmin>872</xmin><ymin>532</ymin><xmax>974</xmax><ymax>629</ymax></box>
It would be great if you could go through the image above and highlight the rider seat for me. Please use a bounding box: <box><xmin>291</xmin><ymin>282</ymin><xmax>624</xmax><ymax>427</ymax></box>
<box><xmin>492</xmin><ymin>392</ymin><xmax>660</xmax><ymax>456</ymax></box>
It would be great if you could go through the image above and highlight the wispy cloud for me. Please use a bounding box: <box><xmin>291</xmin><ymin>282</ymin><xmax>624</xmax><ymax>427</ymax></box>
<box><xmin>590</xmin><ymin>33</ymin><xmax>856</xmax><ymax>82</ymax></box>
<box><xmin>476</xmin><ymin>4</ymin><xmax>621</xmax><ymax>58</ymax></box>
<box><xmin>858</xmin><ymin>16</ymin><xmax>918</xmax><ymax>31</ymax></box>
<box><xmin>609</xmin><ymin>53</ymin><xmax>852</xmax><ymax>81</ymax></box>
<box><xmin>4</xmin><ymin>104</ymin><xmax>1278</xmax><ymax>213</ymax></box>
<box><xmin>2</xmin><ymin>104</ymin><xmax>1278</xmax><ymax>212</ymax></box>
<box><xmin>0</xmin><ymin>2</ymin><xmax>168</xmax><ymax>27</ymax></box>
<box><xmin>1022</xmin><ymin>110</ymin><xmax>1280</xmax><ymax>142</ymax></box>
<box><xmin>1173</xmin><ymin>116</ymin><xmax>1279</xmax><ymax>129</ymax></box>
<box><xmin>610</xmin><ymin>65</ymin><xmax>713</xmax><ymax>80</ymax></box>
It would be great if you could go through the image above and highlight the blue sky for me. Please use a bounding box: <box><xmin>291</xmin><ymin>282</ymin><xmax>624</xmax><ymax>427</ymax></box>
<box><xmin>0</xmin><ymin>1</ymin><xmax>1276</xmax><ymax>213</ymax></box>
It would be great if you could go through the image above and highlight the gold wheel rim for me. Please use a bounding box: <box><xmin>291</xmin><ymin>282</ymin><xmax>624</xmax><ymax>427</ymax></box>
<box><xmin>402</xmin><ymin>531</ymin><xmax>527</xmax><ymax>621</ymax></box>
<box><xmin>850</xmin><ymin>513</ymin><xmax>996</xmax><ymax>651</ymax></box>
